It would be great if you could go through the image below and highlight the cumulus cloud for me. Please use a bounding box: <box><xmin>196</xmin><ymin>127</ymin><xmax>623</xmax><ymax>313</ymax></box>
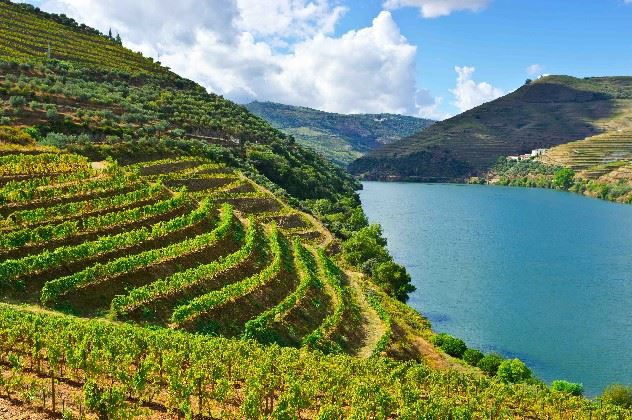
<box><xmin>526</xmin><ymin>63</ymin><xmax>543</xmax><ymax>76</ymax></box>
<box><xmin>236</xmin><ymin>0</ymin><xmax>347</xmax><ymax>41</ymax></box>
<box><xmin>383</xmin><ymin>0</ymin><xmax>490</xmax><ymax>18</ymax></box>
<box><xmin>450</xmin><ymin>66</ymin><xmax>503</xmax><ymax>113</ymax></box>
<box><xmin>271</xmin><ymin>11</ymin><xmax>420</xmax><ymax>114</ymax></box>
<box><xmin>36</xmin><ymin>1</ymin><xmax>439</xmax><ymax>117</ymax></box>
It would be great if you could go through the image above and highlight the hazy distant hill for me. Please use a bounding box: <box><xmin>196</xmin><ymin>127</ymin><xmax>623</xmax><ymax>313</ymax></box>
<box><xmin>245</xmin><ymin>101</ymin><xmax>434</xmax><ymax>166</ymax></box>
<box><xmin>349</xmin><ymin>76</ymin><xmax>632</xmax><ymax>181</ymax></box>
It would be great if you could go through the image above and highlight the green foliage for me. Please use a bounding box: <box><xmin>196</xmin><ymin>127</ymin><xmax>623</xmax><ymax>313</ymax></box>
<box><xmin>432</xmin><ymin>333</ymin><xmax>467</xmax><ymax>358</ymax></box>
<box><xmin>245</xmin><ymin>101</ymin><xmax>434</xmax><ymax>166</ymax></box>
<box><xmin>110</xmin><ymin>205</ymin><xmax>243</xmax><ymax>316</ymax></box>
<box><xmin>0</xmin><ymin>199</ymin><xmax>213</xmax><ymax>285</ymax></box>
<box><xmin>551</xmin><ymin>380</ymin><xmax>584</xmax><ymax>396</ymax></box>
<box><xmin>8</xmin><ymin>95</ymin><xmax>26</xmax><ymax>108</ymax></box>
<box><xmin>372</xmin><ymin>261</ymin><xmax>415</xmax><ymax>303</ymax></box>
<box><xmin>342</xmin><ymin>224</ymin><xmax>389</xmax><ymax>267</ymax></box>
<box><xmin>342</xmin><ymin>224</ymin><xmax>415</xmax><ymax>302</ymax></box>
<box><xmin>0</xmin><ymin>305</ymin><xmax>628</xmax><ymax>418</ymax></box>
<box><xmin>552</xmin><ymin>167</ymin><xmax>575</xmax><ymax>190</ymax></box>
<box><xmin>349</xmin><ymin>75</ymin><xmax>632</xmax><ymax>181</ymax></box>
<box><xmin>301</xmin><ymin>250</ymin><xmax>346</xmax><ymax>354</ymax></box>
<box><xmin>496</xmin><ymin>359</ymin><xmax>532</xmax><ymax>383</ymax></box>
<box><xmin>40</xmin><ymin>196</ymin><xmax>226</xmax><ymax>305</ymax></box>
<box><xmin>477</xmin><ymin>353</ymin><xmax>504</xmax><ymax>376</ymax></box>
<box><xmin>1</xmin><ymin>191</ymin><xmax>186</xmax><ymax>251</ymax></box>
<box><xmin>0</xmin><ymin>125</ymin><xmax>35</xmax><ymax>145</ymax></box>
<box><xmin>170</xmin><ymin>224</ymin><xmax>286</xmax><ymax>325</ymax></box>
<box><xmin>305</xmin><ymin>195</ymin><xmax>367</xmax><ymax>239</ymax></box>
<box><xmin>243</xmin><ymin>240</ymin><xmax>318</xmax><ymax>344</ymax></box>
<box><xmin>463</xmin><ymin>348</ymin><xmax>484</xmax><ymax>366</ymax></box>
<box><xmin>83</xmin><ymin>380</ymin><xmax>128</xmax><ymax>419</ymax></box>
<box><xmin>600</xmin><ymin>384</ymin><xmax>632</xmax><ymax>408</ymax></box>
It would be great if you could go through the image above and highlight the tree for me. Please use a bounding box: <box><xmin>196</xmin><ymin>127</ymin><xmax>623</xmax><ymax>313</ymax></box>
<box><xmin>115</xmin><ymin>33</ymin><xmax>122</xmax><ymax>44</ymax></box>
<box><xmin>463</xmin><ymin>349</ymin><xmax>484</xmax><ymax>366</ymax></box>
<box><xmin>108</xmin><ymin>28</ymin><xmax>113</xmax><ymax>39</ymax></box>
<box><xmin>372</xmin><ymin>261</ymin><xmax>416</xmax><ymax>302</ymax></box>
<box><xmin>552</xmin><ymin>168</ymin><xmax>575</xmax><ymax>190</ymax></box>
<box><xmin>432</xmin><ymin>333</ymin><xmax>467</xmax><ymax>358</ymax></box>
<box><xmin>477</xmin><ymin>353</ymin><xmax>504</xmax><ymax>376</ymax></box>
<box><xmin>496</xmin><ymin>359</ymin><xmax>532</xmax><ymax>383</ymax></box>
<box><xmin>342</xmin><ymin>225</ymin><xmax>415</xmax><ymax>301</ymax></box>
<box><xmin>342</xmin><ymin>224</ymin><xmax>389</xmax><ymax>267</ymax></box>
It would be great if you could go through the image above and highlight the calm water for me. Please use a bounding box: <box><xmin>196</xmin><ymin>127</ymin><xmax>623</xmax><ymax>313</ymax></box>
<box><xmin>360</xmin><ymin>182</ymin><xmax>632</xmax><ymax>395</ymax></box>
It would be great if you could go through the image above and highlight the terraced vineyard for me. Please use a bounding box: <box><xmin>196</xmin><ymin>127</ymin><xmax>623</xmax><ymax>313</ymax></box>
<box><xmin>350</xmin><ymin>75</ymin><xmax>632</xmax><ymax>181</ymax></box>
<box><xmin>542</xmin><ymin>131</ymin><xmax>632</xmax><ymax>179</ymax></box>
<box><xmin>0</xmin><ymin>145</ymin><xmax>629</xmax><ymax>419</ymax></box>
<box><xmin>0</xmin><ymin>151</ymin><xmax>340</xmax><ymax>330</ymax></box>
<box><xmin>0</xmin><ymin>146</ymin><xmax>414</xmax><ymax>354</ymax></box>
<box><xmin>0</xmin><ymin>0</ymin><xmax>167</xmax><ymax>75</ymax></box>
<box><xmin>0</xmin><ymin>0</ymin><xmax>631</xmax><ymax>417</ymax></box>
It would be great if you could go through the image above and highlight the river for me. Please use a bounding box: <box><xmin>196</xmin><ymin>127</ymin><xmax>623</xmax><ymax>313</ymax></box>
<box><xmin>359</xmin><ymin>182</ymin><xmax>632</xmax><ymax>395</ymax></box>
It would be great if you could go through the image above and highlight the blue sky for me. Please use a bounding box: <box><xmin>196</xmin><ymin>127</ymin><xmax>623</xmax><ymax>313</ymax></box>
<box><xmin>23</xmin><ymin>0</ymin><xmax>632</xmax><ymax>119</ymax></box>
<box><xmin>337</xmin><ymin>0</ymin><xmax>632</xmax><ymax>111</ymax></box>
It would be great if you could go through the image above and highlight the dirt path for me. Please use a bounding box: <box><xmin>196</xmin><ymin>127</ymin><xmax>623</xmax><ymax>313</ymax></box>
<box><xmin>346</xmin><ymin>271</ymin><xmax>386</xmax><ymax>358</ymax></box>
<box><xmin>0</xmin><ymin>397</ymin><xmax>51</xmax><ymax>419</ymax></box>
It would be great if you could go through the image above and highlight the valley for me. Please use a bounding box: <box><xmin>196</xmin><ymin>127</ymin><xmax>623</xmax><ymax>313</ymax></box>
<box><xmin>0</xmin><ymin>0</ymin><xmax>631</xmax><ymax>418</ymax></box>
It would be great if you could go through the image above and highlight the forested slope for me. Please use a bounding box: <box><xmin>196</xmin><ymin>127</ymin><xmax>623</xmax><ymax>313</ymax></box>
<box><xmin>245</xmin><ymin>101</ymin><xmax>433</xmax><ymax>166</ymax></box>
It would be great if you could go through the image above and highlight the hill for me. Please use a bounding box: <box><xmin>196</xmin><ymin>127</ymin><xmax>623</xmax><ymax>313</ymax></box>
<box><xmin>0</xmin><ymin>0</ymin><xmax>358</xmax><ymax>205</ymax></box>
<box><xmin>349</xmin><ymin>75</ymin><xmax>632</xmax><ymax>181</ymax></box>
<box><xmin>0</xmin><ymin>1</ymin><xmax>630</xmax><ymax>417</ymax></box>
<box><xmin>245</xmin><ymin>101</ymin><xmax>434</xmax><ymax>166</ymax></box>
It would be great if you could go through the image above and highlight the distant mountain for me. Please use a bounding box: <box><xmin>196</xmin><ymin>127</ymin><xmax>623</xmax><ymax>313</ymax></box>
<box><xmin>349</xmin><ymin>76</ymin><xmax>632</xmax><ymax>181</ymax></box>
<box><xmin>245</xmin><ymin>101</ymin><xmax>434</xmax><ymax>166</ymax></box>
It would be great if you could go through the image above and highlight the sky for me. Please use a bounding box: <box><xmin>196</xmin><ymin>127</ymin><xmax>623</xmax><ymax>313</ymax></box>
<box><xmin>22</xmin><ymin>0</ymin><xmax>632</xmax><ymax>120</ymax></box>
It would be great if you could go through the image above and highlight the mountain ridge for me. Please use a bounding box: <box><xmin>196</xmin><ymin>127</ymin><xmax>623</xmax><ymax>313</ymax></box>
<box><xmin>349</xmin><ymin>75</ymin><xmax>632</xmax><ymax>181</ymax></box>
<box><xmin>245</xmin><ymin>100</ymin><xmax>434</xmax><ymax>166</ymax></box>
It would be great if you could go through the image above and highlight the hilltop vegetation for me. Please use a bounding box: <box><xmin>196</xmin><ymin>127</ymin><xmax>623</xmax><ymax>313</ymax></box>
<box><xmin>245</xmin><ymin>101</ymin><xmax>433</xmax><ymax>167</ymax></box>
<box><xmin>350</xmin><ymin>75</ymin><xmax>632</xmax><ymax>181</ymax></box>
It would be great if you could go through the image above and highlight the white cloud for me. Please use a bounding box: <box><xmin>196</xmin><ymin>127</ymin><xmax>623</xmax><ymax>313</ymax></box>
<box><xmin>450</xmin><ymin>66</ymin><xmax>503</xmax><ymax>113</ymax></box>
<box><xmin>236</xmin><ymin>0</ymin><xmax>347</xmax><ymax>40</ymax></box>
<box><xmin>383</xmin><ymin>0</ymin><xmax>490</xmax><ymax>18</ymax></box>
<box><xmin>526</xmin><ymin>63</ymin><xmax>543</xmax><ymax>76</ymax></box>
<box><xmin>36</xmin><ymin>1</ymin><xmax>440</xmax><ymax>118</ymax></box>
<box><xmin>271</xmin><ymin>11</ymin><xmax>421</xmax><ymax>115</ymax></box>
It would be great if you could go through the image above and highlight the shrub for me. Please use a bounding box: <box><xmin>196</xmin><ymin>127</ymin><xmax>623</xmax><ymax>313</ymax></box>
<box><xmin>0</xmin><ymin>126</ymin><xmax>35</xmax><ymax>145</ymax></box>
<box><xmin>496</xmin><ymin>359</ymin><xmax>532</xmax><ymax>383</ymax></box>
<box><xmin>477</xmin><ymin>353</ymin><xmax>504</xmax><ymax>376</ymax></box>
<box><xmin>552</xmin><ymin>168</ymin><xmax>575</xmax><ymax>190</ymax></box>
<box><xmin>600</xmin><ymin>384</ymin><xmax>632</xmax><ymax>408</ymax></box>
<box><xmin>463</xmin><ymin>348</ymin><xmax>484</xmax><ymax>366</ymax></box>
<box><xmin>45</xmin><ymin>106</ymin><xmax>60</xmax><ymax>121</ymax></box>
<box><xmin>433</xmin><ymin>333</ymin><xmax>467</xmax><ymax>358</ymax></box>
<box><xmin>9</xmin><ymin>95</ymin><xmax>26</xmax><ymax>108</ymax></box>
<box><xmin>551</xmin><ymin>380</ymin><xmax>583</xmax><ymax>396</ymax></box>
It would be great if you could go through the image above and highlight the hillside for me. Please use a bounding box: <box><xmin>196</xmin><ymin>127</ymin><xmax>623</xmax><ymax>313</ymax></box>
<box><xmin>349</xmin><ymin>75</ymin><xmax>632</xmax><ymax>181</ymax></box>
<box><xmin>0</xmin><ymin>0</ymin><xmax>358</xmax><ymax>205</ymax></box>
<box><xmin>245</xmin><ymin>101</ymin><xmax>433</xmax><ymax>166</ymax></box>
<box><xmin>2</xmin><ymin>142</ymin><xmax>617</xmax><ymax>418</ymax></box>
<box><xmin>0</xmin><ymin>1</ymin><xmax>630</xmax><ymax>418</ymax></box>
